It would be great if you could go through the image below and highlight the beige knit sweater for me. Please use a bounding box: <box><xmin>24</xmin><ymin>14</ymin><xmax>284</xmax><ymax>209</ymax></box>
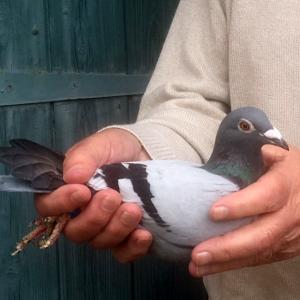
<box><xmin>117</xmin><ymin>0</ymin><xmax>300</xmax><ymax>299</ymax></box>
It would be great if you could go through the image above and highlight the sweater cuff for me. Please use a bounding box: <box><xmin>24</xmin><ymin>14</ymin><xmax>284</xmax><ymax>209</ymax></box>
<box><xmin>101</xmin><ymin>122</ymin><xmax>202</xmax><ymax>162</ymax></box>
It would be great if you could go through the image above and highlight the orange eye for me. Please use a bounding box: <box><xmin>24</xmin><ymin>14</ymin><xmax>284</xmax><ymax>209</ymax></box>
<box><xmin>238</xmin><ymin>120</ymin><xmax>253</xmax><ymax>132</ymax></box>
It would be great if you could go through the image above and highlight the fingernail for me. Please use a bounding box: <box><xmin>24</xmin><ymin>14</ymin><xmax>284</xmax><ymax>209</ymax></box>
<box><xmin>120</xmin><ymin>211</ymin><xmax>136</xmax><ymax>226</ymax></box>
<box><xmin>212</xmin><ymin>206</ymin><xmax>229</xmax><ymax>220</ymax></box>
<box><xmin>136</xmin><ymin>238</ymin><xmax>151</xmax><ymax>248</ymax></box>
<box><xmin>101</xmin><ymin>197</ymin><xmax>118</xmax><ymax>212</ymax></box>
<box><xmin>71</xmin><ymin>191</ymin><xmax>84</xmax><ymax>202</ymax></box>
<box><xmin>196</xmin><ymin>251</ymin><xmax>212</xmax><ymax>265</ymax></box>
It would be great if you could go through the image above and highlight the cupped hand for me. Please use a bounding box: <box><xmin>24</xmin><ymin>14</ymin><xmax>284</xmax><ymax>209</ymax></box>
<box><xmin>189</xmin><ymin>144</ymin><xmax>300</xmax><ymax>277</ymax></box>
<box><xmin>35</xmin><ymin>128</ymin><xmax>152</xmax><ymax>262</ymax></box>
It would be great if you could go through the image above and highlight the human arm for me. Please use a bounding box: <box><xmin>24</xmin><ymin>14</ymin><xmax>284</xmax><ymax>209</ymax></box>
<box><xmin>116</xmin><ymin>0</ymin><xmax>230</xmax><ymax>162</ymax></box>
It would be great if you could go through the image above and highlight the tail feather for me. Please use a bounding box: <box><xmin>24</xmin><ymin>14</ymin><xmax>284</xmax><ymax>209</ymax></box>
<box><xmin>9</xmin><ymin>139</ymin><xmax>64</xmax><ymax>170</ymax></box>
<box><xmin>12</xmin><ymin>162</ymin><xmax>57</xmax><ymax>180</ymax></box>
<box><xmin>0</xmin><ymin>139</ymin><xmax>65</xmax><ymax>191</ymax></box>
<box><xmin>0</xmin><ymin>175</ymin><xmax>50</xmax><ymax>193</ymax></box>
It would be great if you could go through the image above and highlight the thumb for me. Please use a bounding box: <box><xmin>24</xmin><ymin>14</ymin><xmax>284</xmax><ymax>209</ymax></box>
<box><xmin>63</xmin><ymin>134</ymin><xmax>111</xmax><ymax>184</ymax></box>
<box><xmin>261</xmin><ymin>144</ymin><xmax>288</xmax><ymax>167</ymax></box>
<box><xmin>63</xmin><ymin>129</ymin><xmax>146</xmax><ymax>184</ymax></box>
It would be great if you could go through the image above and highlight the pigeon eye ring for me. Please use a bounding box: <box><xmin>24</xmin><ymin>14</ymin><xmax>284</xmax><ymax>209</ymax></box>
<box><xmin>238</xmin><ymin>119</ymin><xmax>254</xmax><ymax>133</ymax></box>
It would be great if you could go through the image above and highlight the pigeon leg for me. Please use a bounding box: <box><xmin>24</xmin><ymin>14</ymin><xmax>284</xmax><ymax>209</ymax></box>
<box><xmin>11</xmin><ymin>217</ymin><xmax>50</xmax><ymax>256</ymax></box>
<box><xmin>11</xmin><ymin>214</ymin><xmax>69</xmax><ymax>256</ymax></box>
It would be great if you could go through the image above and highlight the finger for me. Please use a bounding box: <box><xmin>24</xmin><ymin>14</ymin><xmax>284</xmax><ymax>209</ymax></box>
<box><xmin>89</xmin><ymin>203</ymin><xmax>142</xmax><ymax>249</ymax></box>
<box><xmin>189</xmin><ymin>254</ymin><xmax>261</xmax><ymax>277</ymax></box>
<box><xmin>192</xmin><ymin>211</ymin><xmax>286</xmax><ymax>267</ymax></box>
<box><xmin>35</xmin><ymin>184</ymin><xmax>91</xmax><ymax>216</ymax></box>
<box><xmin>64</xmin><ymin>189</ymin><xmax>122</xmax><ymax>243</ymax></box>
<box><xmin>189</xmin><ymin>246</ymin><xmax>295</xmax><ymax>277</ymax></box>
<box><xmin>261</xmin><ymin>144</ymin><xmax>289</xmax><ymax>167</ymax></box>
<box><xmin>63</xmin><ymin>135</ymin><xmax>109</xmax><ymax>183</ymax></box>
<box><xmin>63</xmin><ymin>129</ymin><xmax>145</xmax><ymax>184</ymax></box>
<box><xmin>112</xmin><ymin>229</ymin><xmax>152</xmax><ymax>263</ymax></box>
<box><xmin>189</xmin><ymin>257</ymin><xmax>255</xmax><ymax>277</ymax></box>
<box><xmin>210</xmin><ymin>166</ymin><xmax>289</xmax><ymax>221</ymax></box>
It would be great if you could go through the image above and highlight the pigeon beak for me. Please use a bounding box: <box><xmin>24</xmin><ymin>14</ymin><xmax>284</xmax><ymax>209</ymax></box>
<box><xmin>262</xmin><ymin>128</ymin><xmax>289</xmax><ymax>151</ymax></box>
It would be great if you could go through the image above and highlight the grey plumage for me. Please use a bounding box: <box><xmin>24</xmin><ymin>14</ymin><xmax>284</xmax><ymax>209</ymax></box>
<box><xmin>0</xmin><ymin>107</ymin><xmax>289</xmax><ymax>261</ymax></box>
<box><xmin>0</xmin><ymin>175</ymin><xmax>48</xmax><ymax>193</ymax></box>
<box><xmin>0</xmin><ymin>139</ymin><xmax>64</xmax><ymax>191</ymax></box>
<box><xmin>89</xmin><ymin>160</ymin><xmax>245</xmax><ymax>261</ymax></box>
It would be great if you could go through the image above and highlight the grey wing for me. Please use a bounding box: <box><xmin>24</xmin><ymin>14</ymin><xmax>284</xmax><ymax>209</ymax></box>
<box><xmin>88</xmin><ymin>161</ymin><xmax>172</xmax><ymax>228</ymax></box>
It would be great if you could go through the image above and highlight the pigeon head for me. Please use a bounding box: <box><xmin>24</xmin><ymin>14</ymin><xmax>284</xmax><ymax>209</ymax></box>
<box><xmin>205</xmin><ymin>106</ymin><xmax>289</xmax><ymax>187</ymax></box>
<box><xmin>215</xmin><ymin>106</ymin><xmax>288</xmax><ymax>151</ymax></box>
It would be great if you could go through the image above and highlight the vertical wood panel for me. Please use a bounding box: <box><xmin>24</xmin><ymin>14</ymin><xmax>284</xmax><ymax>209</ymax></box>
<box><xmin>0</xmin><ymin>1</ymin><xmax>12</xmax><ymax>70</ymax></box>
<box><xmin>125</xmin><ymin>0</ymin><xmax>180</xmax><ymax>74</ymax></box>
<box><xmin>0</xmin><ymin>0</ymin><xmax>127</xmax><ymax>73</ymax></box>
<box><xmin>53</xmin><ymin>98</ymin><xmax>132</xmax><ymax>300</ymax></box>
<box><xmin>0</xmin><ymin>104</ymin><xmax>60</xmax><ymax>300</ymax></box>
<box><xmin>54</xmin><ymin>97</ymin><xmax>129</xmax><ymax>149</ymax></box>
<box><xmin>133</xmin><ymin>258</ymin><xmax>207</xmax><ymax>300</ymax></box>
<box><xmin>46</xmin><ymin>0</ymin><xmax>127</xmax><ymax>73</ymax></box>
<box><xmin>0</xmin><ymin>1</ymin><xmax>48</xmax><ymax>71</ymax></box>
<box><xmin>128</xmin><ymin>95</ymin><xmax>141</xmax><ymax>123</ymax></box>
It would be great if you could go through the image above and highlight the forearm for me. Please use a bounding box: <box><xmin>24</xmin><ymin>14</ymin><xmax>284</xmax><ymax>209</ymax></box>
<box><xmin>107</xmin><ymin>0</ymin><xmax>230</xmax><ymax>163</ymax></box>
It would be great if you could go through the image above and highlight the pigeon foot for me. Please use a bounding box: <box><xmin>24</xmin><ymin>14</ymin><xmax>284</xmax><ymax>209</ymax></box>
<box><xmin>11</xmin><ymin>214</ymin><xmax>70</xmax><ymax>256</ymax></box>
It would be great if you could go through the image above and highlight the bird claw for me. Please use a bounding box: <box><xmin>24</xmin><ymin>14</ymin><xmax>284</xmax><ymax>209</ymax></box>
<box><xmin>39</xmin><ymin>215</ymin><xmax>69</xmax><ymax>249</ymax></box>
<box><xmin>11</xmin><ymin>214</ymin><xmax>70</xmax><ymax>256</ymax></box>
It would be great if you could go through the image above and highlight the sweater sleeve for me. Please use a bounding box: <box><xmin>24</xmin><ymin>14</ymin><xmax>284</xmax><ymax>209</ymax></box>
<box><xmin>108</xmin><ymin>0</ymin><xmax>230</xmax><ymax>163</ymax></box>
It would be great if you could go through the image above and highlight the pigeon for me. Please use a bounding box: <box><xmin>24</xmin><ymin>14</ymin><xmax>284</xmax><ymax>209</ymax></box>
<box><xmin>0</xmin><ymin>106</ymin><xmax>289</xmax><ymax>261</ymax></box>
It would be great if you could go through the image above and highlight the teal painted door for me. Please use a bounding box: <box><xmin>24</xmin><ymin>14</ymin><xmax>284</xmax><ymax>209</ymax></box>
<box><xmin>0</xmin><ymin>1</ymin><xmax>207</xmax><ymax>299</ymax></box>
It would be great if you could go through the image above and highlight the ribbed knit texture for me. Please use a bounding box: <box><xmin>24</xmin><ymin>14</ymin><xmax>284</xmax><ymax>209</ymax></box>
<box><xmin>107</xmin><ymin>0</ymin><xmax>300</xmax><ymax>298</ymax></box>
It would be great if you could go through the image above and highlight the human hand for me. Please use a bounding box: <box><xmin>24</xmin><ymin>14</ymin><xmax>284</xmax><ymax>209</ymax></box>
<box><xmin>189</xmin><ymin>144</ymin><xmax>300</xmax><ymax>277</ymax></box>
<box><xmin>35</xmin><ymin>128</ymin><xmax>152</xmax><ymax>262</ymax></box>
